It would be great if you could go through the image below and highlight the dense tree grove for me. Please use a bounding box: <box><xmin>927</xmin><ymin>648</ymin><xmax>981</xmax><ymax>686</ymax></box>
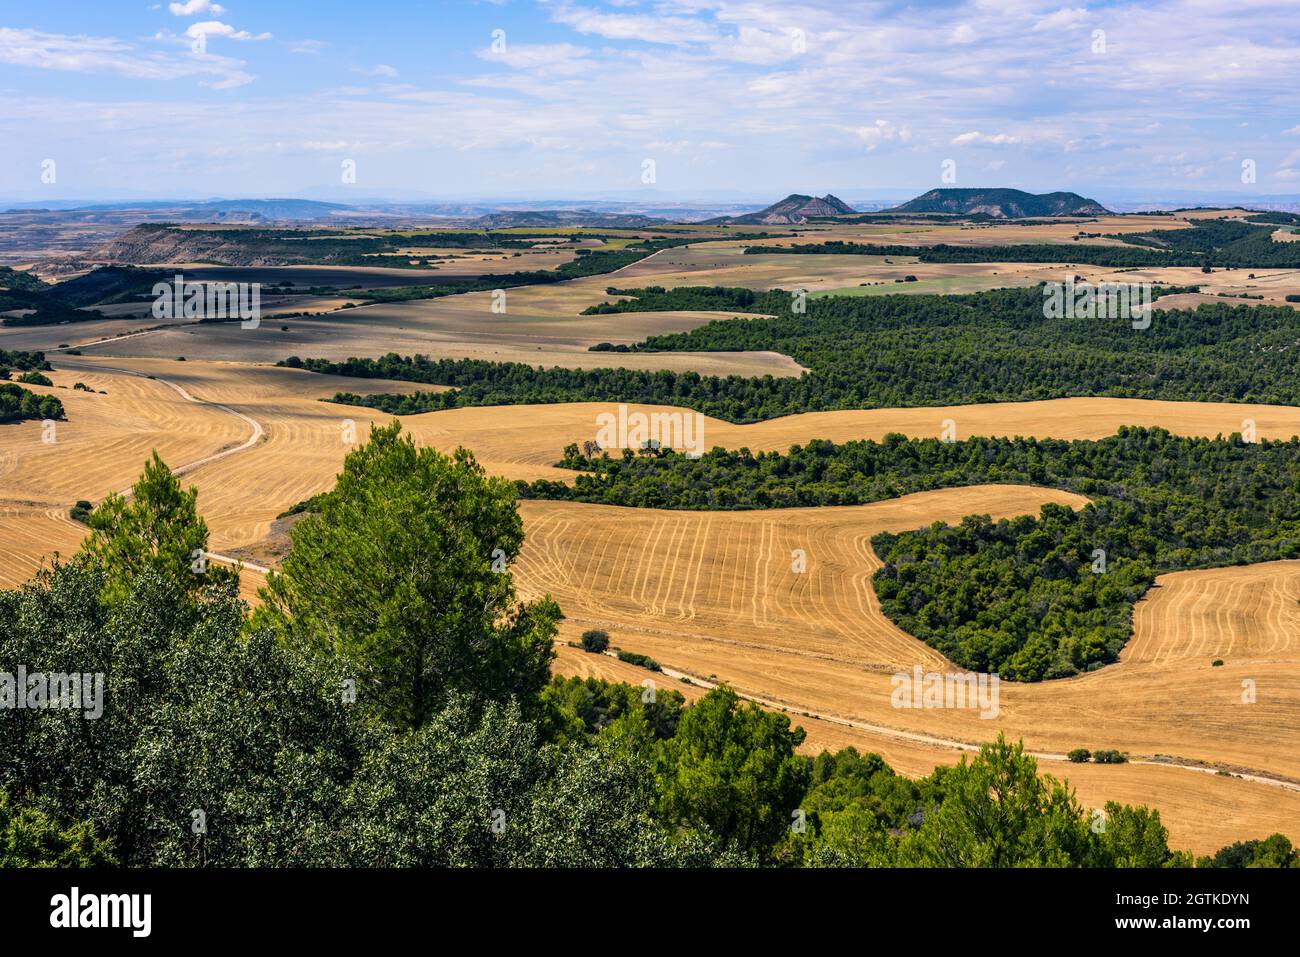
<box><xmin>0</xmin><ymin>352</ymin><xmax>66</xmax><ymax>421</ymax></box>
<box><xmin>0</xmin><ymin>382</ymin><xmax>64</xmax><ymax>423</ymax></box>
<box><xmin>0</xmin><ymin>432</ymin><xmax>1292</xmax><ymax>867</ymax></box>
<box><xmin>0</xmin><ymin>349</ymin><xmax>51</xmax><ymax>374</ymax></box>
<box><xmin>295</xmin><ymin>285</ymin><xmax>1300</xmax><ymax>423</ymax></box>
<box><xmin>525</xmin><ymin>428</ymin><xmax>1300</xmax><ymax>678</ymax></box>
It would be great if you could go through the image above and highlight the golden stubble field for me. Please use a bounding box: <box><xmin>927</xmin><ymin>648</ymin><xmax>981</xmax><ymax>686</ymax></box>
<box><xmin>3</xmin><ymin>355</ymin><xmax>1300</xmax><ymax>851</ymax></box>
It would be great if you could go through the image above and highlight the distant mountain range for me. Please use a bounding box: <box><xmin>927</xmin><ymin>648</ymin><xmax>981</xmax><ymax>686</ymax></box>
<box><xmin>704</xmin><ymin>194</ymin><xmax>857</xmax><ymax>225</ymax></box>
<box><xmin>888</xmin><ymin>188</ymin><xmax>1111</xmax><ymax>218</ymax></box>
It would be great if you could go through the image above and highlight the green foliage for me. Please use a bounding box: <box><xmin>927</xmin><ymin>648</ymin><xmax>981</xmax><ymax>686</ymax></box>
<box><xmin>336</xmin><ymin>696</ymin><xmax>704</xmax><ymax>867</ymax></box>
<box><xmin>1092</xmin><ymin>750</ymin><xmax>1128</xmax><ymax>764</ymax></box>
<box><xmin>17</xmin><ymin>370</ymin><xmax>52</xmax><ymax>386</ymax></box>
<box><xmin>792</xmin><ymin>737</ymin><xmax>1189</xmax><ymax>867</ymax></box>
<box><xmin>254</xmin><ymin>422</ymin><xmax>558</xmax><ymax>729</ymax></box>
<box><xmin>1067</xmin><ymin>748</ymin><xmax>1091</xmax><ymax>763</ymax></box>
<box><xmin>1093</xmin><ymin>802</ymin><xmax>1191</xmax><ymax>868</ymax></box>
<box><xmin>1197</xmin><ymin>833</ymin><xmax>1298</xmax><ymax>868</ymax></box>
<box><xmin>81</xmin><ymin>452</ymin><xmax>236</xmax><ymax>605</ymax></box>
<box><xmin>655</xmin><ymin>685</ymin><xmax>810</xmax><ymax>857</ymax></box>
<box><xmin>875</xmin><ymin>507</ymin><xmax>1153</xmax><ymax>680</ymax></box>
<box><xmin>0</xmin><ymin>559</ymin><xmax>705</xmax><ymax>867</ymax></box>
<box><xmin>0</xmin><ymin>789</ymin><xmax>115</xmax><ymax>867</ymax></box>
<box><xmin>539</xmin><ymin>675</ymin><xmax>685</xmax><ymax>748</ymax></box>
<box><xmin>0</xmin><ymin>382</ymin><xmax>64</xmax><ymax>423</ymax></box>
<box><xmin>615</xmin><ymin>650</ymin><xmax>661</xmax><ymax>671</ymax></box>
<box><xmin>580</xmin><ymin>629</ymin><xmax>610</xmax><ymax>653</ymax></box>
<box><xmin>889</xmin><ymin>737</ymin><xmax>1093</xmax><ymax>866</ymax></box>
<box><xmin>0</xmin><ymin>269</ymin><xmax>115</xmax><ymax>326</ymax></box>
<box><xmin>0</xmin><ymin>349</ymin><xmax>51</xmax><ymax>373</ymax></box>
<box><xmin>40</xmin><ymin>266</ymin><xmax>169</xmax><ymax>307</ymax></box>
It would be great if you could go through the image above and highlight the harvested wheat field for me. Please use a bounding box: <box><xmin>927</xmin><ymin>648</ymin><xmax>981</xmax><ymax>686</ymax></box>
<box><xmin>519</xmin><ymin>497</ymin><xmax>1300</xmax><ymax>854</ymax></box>
<box><xmin>374</xmin><ymin>396</ymin><xmax>1300</xmax><ymax>474</ymax></box>
<box><xmin>513</xmin><ymin>495</ymin><xmax>1300</xmax><ymax>774</ymax></box>
<box><xmin>553</xmin><ymin>632</ymin><xmax>1300</xmax><ymax>854</ymax></box>
<box><xmin>1126</xmin><ymin>560</ymin><xmax>1300</xmax><ymax>665</ymax></box>
<box><xmin>66</xmin><ymin>296</ymin><xmax>802</xmax><ymax>379</ymax></box>
<box><xmin>5</xmin><ymin>355</ymin><xmax>1300</xmax><ymax>852</ymax></box>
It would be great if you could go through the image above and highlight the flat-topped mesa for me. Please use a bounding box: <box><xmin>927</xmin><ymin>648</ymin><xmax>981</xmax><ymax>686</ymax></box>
<box><xmin>889</xmin><ymin>188</ymin><xmax>1111</xmax><ymax>218</ymax></box>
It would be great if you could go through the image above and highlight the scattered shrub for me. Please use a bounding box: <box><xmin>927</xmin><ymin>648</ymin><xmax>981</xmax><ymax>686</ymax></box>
<box><xmin>615</xmin><ymin>650</ymin><xmax>662</xmax><ymax>672</ymax></box>
<box><xmin>580</xmin><ymin>629</ymin><xmax>610</xmax><ymax>654</ymax></box>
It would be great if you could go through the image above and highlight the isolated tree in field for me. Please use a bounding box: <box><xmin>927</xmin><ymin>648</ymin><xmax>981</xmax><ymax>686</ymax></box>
<box><xmin>255</xmin><ymin>422</ymin><xmax>558</xmax><ymax>729</ymax></box>
<box><xmin>81</xmin><ymin>451</ymin><xmax>235</xmax><ymax>603</ymax></box>
<box><xmin>580</xmin><ymin>629</ymin><xmax>609</xmax><ymax>653</ymax></box>
<box><xmin>655</xmin><ymin>685</ymin><xmax>810</xmax><ymax>857</ymax></box>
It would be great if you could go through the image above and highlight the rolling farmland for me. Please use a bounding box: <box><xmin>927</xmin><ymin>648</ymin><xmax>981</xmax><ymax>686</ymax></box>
<box><xmin>4</xmin><ymin>341</ymin><xmax>1300</xmax><ymax>852</ymax></box>
<box><xmin>6</xmin><ymin>208</ymin><xmax>1300</xmax><ymax>858</ymax></box>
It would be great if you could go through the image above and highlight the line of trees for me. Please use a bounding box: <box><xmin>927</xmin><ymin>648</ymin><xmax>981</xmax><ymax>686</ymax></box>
<box><xmin>292</xmin><ymin>285</ymin><xmax>1300</xmax><ymax>423</ymax></box>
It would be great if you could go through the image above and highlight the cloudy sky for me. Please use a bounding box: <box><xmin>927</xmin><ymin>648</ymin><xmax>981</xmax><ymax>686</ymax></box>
<box><xmin>1</xmin><ymin>0</ymin><xmax>1298</xmax><ymax>201</ymax></box>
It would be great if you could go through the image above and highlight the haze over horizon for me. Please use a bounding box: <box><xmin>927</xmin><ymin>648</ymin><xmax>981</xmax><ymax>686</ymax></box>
<box><xmin>2</xmin><ymin>0</ymin><xmax>1299</xmax><ymax>203</ymax></box>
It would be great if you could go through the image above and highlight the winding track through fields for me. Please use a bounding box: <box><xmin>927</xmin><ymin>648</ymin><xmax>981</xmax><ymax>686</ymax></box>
<box><xmin>56</xmin><ymin>358</ymin><xmax>265</xmax><ymax>494</ymax></box>
<box><xmin>581</xmin><ymin>647</ymin><xmax>1300</xmax><ymax>793</ymax></box>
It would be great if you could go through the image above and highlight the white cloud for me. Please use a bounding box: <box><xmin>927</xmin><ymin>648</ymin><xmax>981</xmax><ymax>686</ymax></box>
<box><xmin>354</xmin><ymin>64</ymin><xmax>399</xmax><ymax>77</ymax></box>
<box><xmin>0</xmin><ymin>26</ymin><xmax>253</xmax><ymax>87</ymax></box>
<box><xmin>853</xmin><ymin>119</ymin><xmax>913</xmax><ymax>151</ymax></box>
<box><xmin>8</xmin><ymin>0</ymin><xmax>1300</xmax><ymax>196</ymax></box>
<box><xmin>951</xmin><ymin>131</ymin><xmax>1022</xmax><ymax>146</ymax></box>
<box><xmin>475</xmin><ymin>42</ymin><xmax>591</xmax><ymax>70</ymax></box>
<box><xmin>186</xmin><ymin>22</ymin><xmax>272</xmax><ymax>41</ymax></box>
<box><xmin>549</xmin><ymin>3</ymin><xmax>717</xmax><ymax>45</ymax></box>
<box><xmin>169</xmin><ymin>0</ymin><xmax>225</xmax><ymax>15</ymax></box>
<box><xmin>1033</xmin><ymin>7</ymin><xmax>1089</xmax><ymax>32</ymax></box>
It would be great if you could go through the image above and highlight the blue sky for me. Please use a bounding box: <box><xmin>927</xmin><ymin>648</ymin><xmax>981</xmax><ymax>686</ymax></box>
<box><xmin>2</xmin><ymin>0</ymin><xmax>1299</xmax><ymax>201</ymax></box>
